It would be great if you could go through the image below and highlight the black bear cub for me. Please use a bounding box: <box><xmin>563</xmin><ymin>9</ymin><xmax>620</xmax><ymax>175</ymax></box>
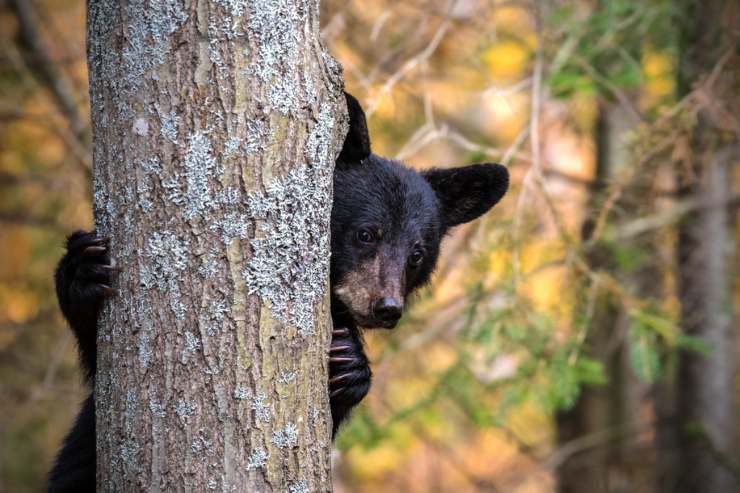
<box><xmin>50</xmin><ymin>93</ymin><xmax>508</xmax><ymax>492</ymax></box>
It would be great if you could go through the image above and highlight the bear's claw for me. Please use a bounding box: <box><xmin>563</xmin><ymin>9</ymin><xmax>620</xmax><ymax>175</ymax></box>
<box><xmin>56</xmin><ymin>230</ymin><xmax>119</xmax><ymax>312</ymax></box>
<box><xmin>329</xmin><ymin>325</ymin><xmax>371</xmax><ymax>435</ymax></box>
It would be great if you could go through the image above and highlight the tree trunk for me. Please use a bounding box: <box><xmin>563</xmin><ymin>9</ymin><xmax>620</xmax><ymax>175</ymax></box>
<box><xmin>674</xmin><ymin>1</ymin><xmax>738</xmax><ymax>492</ymax></box>
<box><xmin>676</xmin><ymin>149</ymin><xmax>736</xmax><ymax>493</ymax></box>
<box><xmin>88</xmin><ymin>1</ymin><xmax>345</xmax><ymax>491</ymax></box>
<box><xmin>556</xmin><ymin>94</ymin><xmax>636</xmax><ymax>493</ymax></box>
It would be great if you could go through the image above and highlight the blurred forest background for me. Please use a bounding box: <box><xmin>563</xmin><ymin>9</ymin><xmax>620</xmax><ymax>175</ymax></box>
<box><xmin>0</xmin><ymin>0</ymin><xmax>738</xmax><ymax>492</ymax></box>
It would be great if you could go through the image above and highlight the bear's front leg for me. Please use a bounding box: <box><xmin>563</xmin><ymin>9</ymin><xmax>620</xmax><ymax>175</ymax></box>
<box><xmin>54</xmin><ymin>230</ymin><xmax>118</xmax><ymax>381</ymax></box>
<box><xmin>329</xmin><ymin>326</ymin><xmax>372</xmax><ymax>437</ymax></box>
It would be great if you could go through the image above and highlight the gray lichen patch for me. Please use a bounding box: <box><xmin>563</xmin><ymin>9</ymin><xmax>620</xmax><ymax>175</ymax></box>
<box><xmin>205</xmin><ymin>21</ymin><xmax>231</xmax><ymax>89</ymax></box>
<box><xmin>162</xmin><ymin>174</ymin><xmax>186</xmax><ymax>206</ymax></box>
<box><xmin>271</xmin><ymin>423</ymin><xmax>298</xmax><ymax>449</ymax></box>
<box><xmin>224</xmin><ymin>136</ymin><xmax>243</xmax><ymax>158</ymax></box>
<box><xmin>246</xmin><ymin>447</ymin><xmax>269</xmax><ymax>470</ymax></box>
<box><xmin>289</xmin><ymin>480</ymin><xmax>310</xmax><ymax>493</ymax></box>
<box><xmin>158</xmin><ymin>108</ymin><xmax>180</xmax><ymax>143</ymax></box>
<box><xmin>141</xmin><ymin>232</ymin><xmax>189</xmax><ymax>287</ymax></box>
<box><xmin>207</xmin><ymin>27</ymin><xmax>228</xmax><ymax>81</ymax></box>
<box><xmin>175</xmin><ymin>400</ymin><xmax>197</xmax><ymax>421</ymax></box>
<box><xmin>125</xmin><ymin>0</ymin><xmax>188</xmax><ymax>72</ymax></box>
<box><xmin>183</xmin><ymin>131</ymin><xmax>221</xmax><ymax>220</ymax></box>
<box><xmin>305</xmin><ymin>99</ymin><xmax>343</xmax><ymax>170</ymax></box>
<box><xmin>246</xmin><ymin>0</ymin><xmax>307</xmax><ymax>114</ymax></box>
<box><xmin>233</xmin><ymin>386</ymin><xmax>249</xmax><ymax>400</ymax></box>
<box><xmin>140</xmin><ymin>155</ymin><xmax>163</xmax><ymax>176</ymax></box>
<box><xmin>202</xmin><ymin>294</ymin><xmax>230</xmax><ymax>336</ymax></box>
<box><xmin>215</xmin><ymin>187</ymin><xmax>242</xmax><ymax>206</ymax></box>
<box><xmin>190</xmin><ymin>431</ymin><xmax>214</xmax><ymax>455</ymax></box>
<box><xmin>250</xmin><ymin>392</ymin><xmax>271</xmax><ymax>423</ymax></box>
<box><xmin>198</xmin><ymin>248</ymin><xmax>223</xmax><ymax>279</ymax></box>
<box><xmin>278</xmin><ymin>371</ymin><xmax>297</xmax><ymax>384</ymax></box>
<box><xmin>214</xmin><ymin>0</ymin><xmax>248</xmax><ymax>17</ymax></box>
<box><xmin>245</xmin><ymin>119</ymin><xmax>267</xmax><ymax>155</ymax></box>
<box><xmin>182</xmin><ymin>331</ymin><xmax>202</xmax><ymax>362</ymax></box>
<box><xmin>243</xmin><ymin>164</ymin><xmax>332</xmax><ymax>336</ymax></box>
<box><xmin>141</xmin><ymin>232</ymin><xmax>191</xmax><ymax>320</ymax></box>
<box><xmin>92</xmin><ymin>151</ymin><xmax>114</xmax><ymax>236</ymax></box>
<box><xmin>148</xmin><ymin>396</ymin><xmax>167</xmax><ymax>418</ymax></box>
<box><xmin>118</xmin><ymin>439</ymin><xmax>142</xmax><ymax>476</ymax></box>
<box><xmin>211</xmin><ymin>211</ymin><xmax>251</xmax><ymax>243</ymax></box>
<box><xmin>88</xmin><ymin>0</ymin><xmax>188</xmax><ymax>119</ymax></box>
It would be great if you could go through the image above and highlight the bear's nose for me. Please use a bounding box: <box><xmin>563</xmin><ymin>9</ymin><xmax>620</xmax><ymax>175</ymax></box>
<box><xmin>373</xmin><ymin>297</ymin><xmax>403</xmax><ymax>325</ymax></box>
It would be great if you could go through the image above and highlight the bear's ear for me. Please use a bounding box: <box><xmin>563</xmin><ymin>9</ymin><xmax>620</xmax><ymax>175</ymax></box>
<box><xmin>423</xmin><ymin>163</ymin><xmax>509</xmax><ymax>229</ymax></box>
<box><xmin>337</xmin><ymin>92</ymin><xmax>371</xmax><ymax>167</ymax></box>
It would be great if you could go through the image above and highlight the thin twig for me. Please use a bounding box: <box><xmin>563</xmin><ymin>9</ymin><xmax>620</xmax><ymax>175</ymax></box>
<box><xmin>611</xmin><ymin>190</ymin><xmax>740</xmax><ymax>240</ymax></box>
<box><xmin>9</xmin><ymin>0</ymin><xmax>90</xmax><ymax>147</ymax></box>
<box><xmin>366</xmin><ymin>14</ymin><xmax>453</xmax><ymax>116</ymax></box>
<box><xmin>2</xmin><ymin>38</ymin><xmax>92</xmax><ymax>173</ymax></box>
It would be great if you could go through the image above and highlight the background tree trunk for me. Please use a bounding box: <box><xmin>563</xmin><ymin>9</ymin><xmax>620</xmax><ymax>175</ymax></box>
<box><xmin>88</xmin><ymin>1</ymin><xmax>345</xmax><ymax>491</ymax></box>
<box><xmin>674</xmin><ymin>1</ymin><xmax>738</xmax><ymax>492</ymax></box>
<box><xmin>556</xmin><ymin>100</ymin><xmax>632</xmax><ymax>493</ymax></box>
<box><xmin>555</xmin><ymin>3</ymin><xmax>641</xmax><ymax>487</ymax></box>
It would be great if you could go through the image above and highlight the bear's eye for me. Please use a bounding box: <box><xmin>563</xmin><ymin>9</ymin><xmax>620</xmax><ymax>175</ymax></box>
<box><xmin>356</xmin><ymin>229</ymin><xmax>375</xmax><ymax>244</ymax></box>
<box><xmin>409</xmin><ymin>249</ymin><xmax>425</xmax><ymax>267</ymax></box>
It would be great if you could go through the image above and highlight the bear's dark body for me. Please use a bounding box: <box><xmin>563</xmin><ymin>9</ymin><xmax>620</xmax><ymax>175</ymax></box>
<box><xmin>48</xmin><ymin>93</ymin><xmax>508</xmax><ymax>492</ymax></box>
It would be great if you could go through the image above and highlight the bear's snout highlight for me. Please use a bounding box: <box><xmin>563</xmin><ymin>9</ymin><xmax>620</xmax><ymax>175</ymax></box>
<box><xmin>333</xmin><ymin>252</ymin><xmax>406</xmax><ymax>329</ymax></box>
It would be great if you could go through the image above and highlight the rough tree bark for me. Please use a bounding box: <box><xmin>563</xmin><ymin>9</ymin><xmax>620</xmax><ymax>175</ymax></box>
<box><xmin>674</xmin><ymin>2</ymin><xmax>738</xmax><ymax>492</ymax></box>
<box><xmin>88</xmin><ymin>1</ymin><xmax>345</xmax><ymax>491</ymax></box>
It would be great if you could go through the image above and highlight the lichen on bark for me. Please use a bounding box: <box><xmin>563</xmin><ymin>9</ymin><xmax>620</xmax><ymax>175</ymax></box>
<box><xmin>88</xmin><ymin>0</ymin><xmax>346</xmax><ymax>491</ymax></box>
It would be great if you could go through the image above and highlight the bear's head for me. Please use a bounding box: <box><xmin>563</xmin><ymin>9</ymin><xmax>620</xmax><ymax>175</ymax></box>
<box><xmin>331</xmin><ymin>93</ymin><xmax>508</xmax><ymax>329</ymax></box>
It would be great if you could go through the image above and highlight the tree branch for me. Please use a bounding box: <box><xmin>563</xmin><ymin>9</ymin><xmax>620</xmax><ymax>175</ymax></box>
<box><xmin>8</xmin><ymin>0</ymin><xmax>90</xmax><ymax>154</ymax></box>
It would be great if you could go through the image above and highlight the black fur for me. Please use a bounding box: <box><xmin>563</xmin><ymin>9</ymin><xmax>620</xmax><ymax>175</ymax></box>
<box><xmin>50</xmin><ymin>231</ymin><xmax>113</xmax><ymax>492</ymax></box>
<box><xmin>424</xmin><ymin>163</ymin><xmax>509</xmax><ymax>228</ymax></box>
<box><xmin>336</xmin><ymin>92</ymin><xmax>371</xmax><ymax>167</ymax></box>
<box><xmin>48</xmin><ymin>396</ymin><xmax>95</xmax><ymax>493</ymax></box>
<box><xmin>49</xmin><ymin>92</ymin><xmax>508</xmax><ymax>491</ymax></box>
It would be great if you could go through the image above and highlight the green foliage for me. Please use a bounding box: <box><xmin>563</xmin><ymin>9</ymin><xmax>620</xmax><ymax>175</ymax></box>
<box><xmin>606</xmin><ymin>239</ymin><xmax>649</xmax><ymax>273</ymax></box>
<box><xmin>546</xmin><ymin>0</ymin><xmax>673</xmax><ymax>100</ymax></box>
<box><xmin>627</xmin><ymin>305</ymin><xmax>709</xmax><ymax>383</ymax></box>
<box><xmin>675</xmin><ymin>333</ymin><xmax>711</xmax><ymax>356</ymax></box>
<box><xmin>460</xmin><ymin>288</ymin><xmax>609</xmax><ymax>417</ymax></box>
<box><xmin>628</xmin><ymin>324</ymin><xmax>662</xmax><ymax>382</ymax></box>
